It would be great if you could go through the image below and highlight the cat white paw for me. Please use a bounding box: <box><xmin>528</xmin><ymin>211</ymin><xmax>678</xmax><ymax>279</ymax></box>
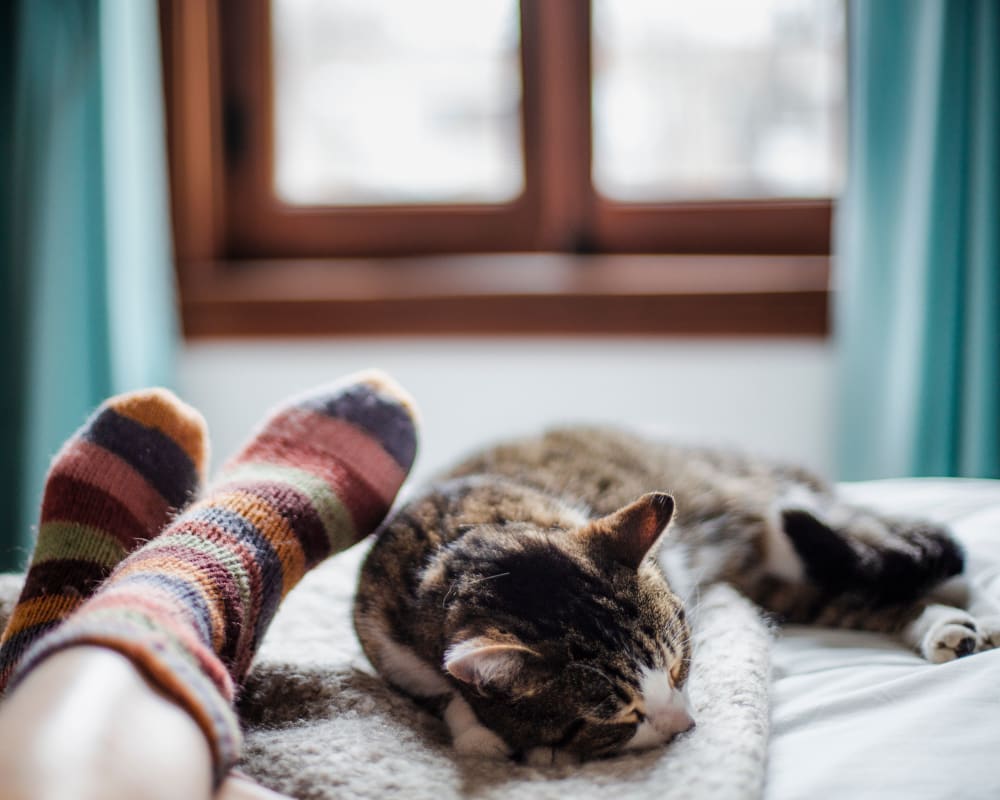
<box><xmin>974</xmin><ymin>615</ymin><xmax>1000</xmax><ymax>651</ymax></box>
<box><xmin>452</xmin><ymin>725</ymin><xmax>511</xmax><ymax>759</ymax></box>
<box><xmin>523</xmin><ymin>747</ymin><xmax>579</xmax><ymax>767</ymax></box>
<box><xmin>921</xmin><ymin>611</ymin><xmax>981</xmax><ymax>663</ymax></box>
<box><xmin>445</xmin><ymin>694</ymin><xmax>512</xmax><ymax>759</ymax></box>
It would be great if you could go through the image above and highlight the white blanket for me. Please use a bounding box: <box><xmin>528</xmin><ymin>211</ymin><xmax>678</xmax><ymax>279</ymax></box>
<box><xmin>766</xmin><ymin>480</ymin><xmax>1000</xmax><ymax>800</ymax></box>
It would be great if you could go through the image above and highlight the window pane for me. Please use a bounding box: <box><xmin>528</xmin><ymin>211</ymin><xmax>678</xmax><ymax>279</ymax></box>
<box><xmin>592</xmin><ymin>0</ymin><xmax>845</xmax><ymax>202</ymax></box>
<box><xmin>272</xmin><ymin>0</ymin><xmax>523</xmax><ymax>206</ymax></box>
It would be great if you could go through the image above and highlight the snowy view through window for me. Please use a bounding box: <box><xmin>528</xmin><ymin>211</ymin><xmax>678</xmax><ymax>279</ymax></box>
<box><xmin>272</xmin><ymin>0</ymin><xmax>844</xmax><ymax>206</ymax></box>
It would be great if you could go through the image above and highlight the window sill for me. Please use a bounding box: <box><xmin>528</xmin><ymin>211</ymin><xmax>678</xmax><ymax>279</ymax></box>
<box><xmin>177</xmin><ymin>254</ymin><xmax>830</xmax><ymax>338</ymax></box>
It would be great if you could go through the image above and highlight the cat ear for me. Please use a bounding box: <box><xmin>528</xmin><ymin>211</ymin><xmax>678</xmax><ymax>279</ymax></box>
<box><xmin>586</xmin><ymin>492</ymin><xmax>674</xmax><ymax>569</ymax></box>
<box><xmin>444</xmin><ymin>637</ymin><xmax>539</xmax><ymax>691</ymax></box>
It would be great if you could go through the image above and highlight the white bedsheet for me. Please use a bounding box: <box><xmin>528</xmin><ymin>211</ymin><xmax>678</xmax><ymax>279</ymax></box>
<box><xmin>766</xmin><ymin>480</ymin><xmax>1000</xmax><ymax>800</ymax></box>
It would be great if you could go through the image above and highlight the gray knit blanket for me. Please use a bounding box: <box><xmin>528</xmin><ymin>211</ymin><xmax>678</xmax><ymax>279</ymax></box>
<box><xmin>0</xmin><ymin>542</ymin><xmax>773</xmax><ymax>800</ymax></box>
<box><xmin>238</xmin><ymin>542</ymin><xmax>773</xmax><ymax>800</ymax></box>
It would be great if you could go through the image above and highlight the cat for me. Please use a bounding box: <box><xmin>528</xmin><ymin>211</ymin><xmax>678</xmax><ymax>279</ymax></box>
<box><xmin>353</xmin><ymin>426</ymin><xmax>999</xmax><ymax>765</ymax></box>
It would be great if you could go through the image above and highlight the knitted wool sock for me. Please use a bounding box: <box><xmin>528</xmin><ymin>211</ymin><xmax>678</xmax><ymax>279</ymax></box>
<box><xmin>9</xmin><ymin>370</ymin><xmax>418</xmax><ymax>783</ymax></box>
<box><xmin>0</xmin><ymin>389</ymin><xmax>208</xmax><ymax>691</ymax></box>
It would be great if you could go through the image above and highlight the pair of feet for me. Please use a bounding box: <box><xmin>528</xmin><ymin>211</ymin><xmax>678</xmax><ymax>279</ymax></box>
<box><xmin>0</xmin><ymin>371</ymin><xmax>419</xmax><ymax>784</ymax></box>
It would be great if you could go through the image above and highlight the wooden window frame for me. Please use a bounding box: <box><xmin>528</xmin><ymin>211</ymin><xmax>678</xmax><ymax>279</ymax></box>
<box><xmin>159</xmin><ymin>0</ymin><xmax>832</xmax><ymax>337</ymax></box>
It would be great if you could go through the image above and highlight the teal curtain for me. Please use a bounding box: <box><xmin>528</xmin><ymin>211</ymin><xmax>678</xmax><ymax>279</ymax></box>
<box><xmin>0</xmin><ymin>0</ymin><xmax>178</xmax><ymax>571</ymax></box>
<box><xmin>835</xmin><ymin>0</ymin><xmax>999</xmax><ymax>480</ymax></box>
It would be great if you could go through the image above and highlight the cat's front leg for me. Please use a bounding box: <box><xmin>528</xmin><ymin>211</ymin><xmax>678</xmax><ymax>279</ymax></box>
<box><xmin>444</xmin><ymin>694</ymin><xmax>511</xmax><ymax>759</ymax></box>
<box><xmin>522</xmin><ymin>747</ymin><xmax>579</xmax><ymax>767</ymax></box>
<box><xmin>903</xmin><ymin>604</ymin><xmax>1000</xmax><ymax>663</ymax></box>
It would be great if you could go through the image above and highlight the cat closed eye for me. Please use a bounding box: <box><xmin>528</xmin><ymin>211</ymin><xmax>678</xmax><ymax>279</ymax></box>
<box><xmin>606</xmin><ymin>706</ymin><xmax>644</xmax><ymax>725</ymax></box>
<box><xmin>555</xmin><ymin>718</ymin><xmax>587</xmax><ymax>747</ymax></box>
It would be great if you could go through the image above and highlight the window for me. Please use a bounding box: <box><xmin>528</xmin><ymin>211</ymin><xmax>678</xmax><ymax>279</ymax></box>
<box><xmin>272</xmin><ymin>0</ymin><xmax>524</xmax><ymax>206</ymax></box>
<box><xmin>592</xmin><ymin>0</ymin><xmax>843</xmax><ymax>202</ymax></box>
<box><xmin>159</xmin><ymin>0</ymin><xmax>842</xmax><ymax>336</ymax></box>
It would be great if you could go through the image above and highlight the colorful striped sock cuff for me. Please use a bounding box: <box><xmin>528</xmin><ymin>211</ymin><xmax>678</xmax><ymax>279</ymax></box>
<box><xmin>0</xmin><ymin>388</ymin><xmax>208</xmax><ymax>691</ymax></box>
<box><xmin>8</xmin><ymin>371</ymin><xmax>419</xmax><ymax>782</ymax></box>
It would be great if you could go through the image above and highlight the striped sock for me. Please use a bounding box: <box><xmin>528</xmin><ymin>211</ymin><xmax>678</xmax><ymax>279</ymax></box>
<box><xmin>0</xmin><ymin>388</ymin><xmax>208</xmax><ymax>691</ymax></box>
<box><xmin>8</xmin><ymin>370</ymin><xmax>418</xmax><ymax>783</ymax></box>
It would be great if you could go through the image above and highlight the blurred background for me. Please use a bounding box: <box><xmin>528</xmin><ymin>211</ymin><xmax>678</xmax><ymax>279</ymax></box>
<box><xmin>1</xmin><ymin>0</ymin><xmax>997</xmax><ymax>570</ymax></box>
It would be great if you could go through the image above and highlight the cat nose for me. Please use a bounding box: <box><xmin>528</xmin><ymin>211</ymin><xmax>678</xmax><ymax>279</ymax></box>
<box><xmin>659</xmin><ymin>707</ymin><xmax>695</xmax><ymax>736</ymax></box>
<box><xmin>653</xmin><ymin>693</ymin><xmax>695</xmax><ymax>737</ymax></box>
<box><xmin>678</xmin><ymin>693</ymin><xmax>696</xmax><ymax>732</ymax></box>
<box><xmin>639</xmin><ymin>671</ymin><xmax>696</xmax><ymax>738</ymax></box>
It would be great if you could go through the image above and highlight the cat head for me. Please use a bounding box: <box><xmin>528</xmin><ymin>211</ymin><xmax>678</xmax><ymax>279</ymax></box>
<box><xmin>437</xmin><ymin>492</ymin><xmax>694</xmax><ymax>760</ymax></box>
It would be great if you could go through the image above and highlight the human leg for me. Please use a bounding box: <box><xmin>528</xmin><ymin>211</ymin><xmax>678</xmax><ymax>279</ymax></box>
<box><xmin>2</xmin><ymin>371</ymin><xmax>419</xmax><ymax>788</ymax></box>
<box><xmin>0</xmin><ymin>388</ymin><xmax>208</xmax><ymax>689</ymax></box>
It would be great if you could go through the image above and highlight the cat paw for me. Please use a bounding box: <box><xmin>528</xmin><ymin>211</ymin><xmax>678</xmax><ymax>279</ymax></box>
<box><xmin>523</xmin><ymin>747</ymin><xmax>579</xmax><ymax>768</ymax></box>
<box><xmin>974</xmin><ymin>615</ymin><xmax>1000</xmax><ymax>651</ymax></box>
<box><xmin>452</xmin><ymin>725</ymin><xmax>512</xmax><ymax>759</ymax></box>
<box><xmin>921</xmin><ymin>611</ymin><xmax>981</xmax><ymax>663</ymax></box>
<box><xmin>445</xmin><ymin>694</ymin><xmax>511</xmax><ymax>759</ymax></box>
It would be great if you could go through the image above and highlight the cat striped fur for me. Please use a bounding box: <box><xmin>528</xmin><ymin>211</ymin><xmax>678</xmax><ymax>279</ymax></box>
<box><xmin>355</xmin><ymin>426</ymin><xmax>999</xmax><ymax>763</ymax></box>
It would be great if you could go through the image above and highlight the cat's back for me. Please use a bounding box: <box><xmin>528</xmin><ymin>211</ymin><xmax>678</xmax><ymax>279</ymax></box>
<box><xmin>444</xmin><ymin>425</ymin><xmax>826</xmax><ymax>518</ymax></box>
<box><xmin>443</xmin><ymin>426</ymin><xmax>671</xmax><ymax>515</ymax></box>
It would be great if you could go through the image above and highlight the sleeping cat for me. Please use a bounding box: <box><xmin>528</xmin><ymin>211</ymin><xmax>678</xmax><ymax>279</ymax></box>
<box><xmin>353</xmin><ymin>427</ymin><xmax>999</xmax><ymax>765</ymax></box>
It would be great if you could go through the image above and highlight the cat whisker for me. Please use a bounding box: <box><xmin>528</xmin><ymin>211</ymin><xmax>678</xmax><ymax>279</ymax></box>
<box><xmin>469</xmin><ymin>572</ymin><xmax>511</xmax><ymax>586</ymax></box>
<box><xmin>442</xmin><ymin>572</ymin><xmax>511</xmax><ymax>608</ymax></box>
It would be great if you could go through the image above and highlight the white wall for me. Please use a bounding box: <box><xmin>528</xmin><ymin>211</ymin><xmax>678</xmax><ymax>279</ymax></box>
<box><xmin>179</xmin><ymin>337</ymin><xmax>835</xmax><ymax>484</ymax></box>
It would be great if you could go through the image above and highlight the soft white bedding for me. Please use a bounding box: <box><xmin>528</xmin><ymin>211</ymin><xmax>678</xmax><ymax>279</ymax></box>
<box><xmin>233</xmin><ymin>478</ymin><xmax>1000</xmax><ymax>799</ymax></box>
<box><xmin>767</xmin><ymin>480</ymin><xmax>1000</xmax><ymax>800</ymax></box>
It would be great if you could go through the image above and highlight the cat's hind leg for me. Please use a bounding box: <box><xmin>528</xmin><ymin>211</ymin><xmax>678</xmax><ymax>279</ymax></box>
<box><xmin>779</xmin><ymin>504</ymin><xmax>965</xmax><ymax>609</ymax></box>
<box><xmin>774</xmin><ymin>502</ymin><xmax>1000</xmax><ymax>661</ymax></box>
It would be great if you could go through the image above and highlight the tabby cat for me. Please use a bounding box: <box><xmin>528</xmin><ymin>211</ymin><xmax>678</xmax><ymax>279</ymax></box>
<box><xmin>354</xmin><ymin>427</ymin><xmax>998</xmax><ymax>765</ymax></box>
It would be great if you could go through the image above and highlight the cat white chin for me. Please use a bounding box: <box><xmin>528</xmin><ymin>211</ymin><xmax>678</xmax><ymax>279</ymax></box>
<box><xmin>623</xmin><ymin>668</ymin><xmax>696</xmax><ymax>751</ymax></box>
<box><xmin>625</xmin><ymin>716</ymin><xmax>694</xmax><ymax>751</ymax></box>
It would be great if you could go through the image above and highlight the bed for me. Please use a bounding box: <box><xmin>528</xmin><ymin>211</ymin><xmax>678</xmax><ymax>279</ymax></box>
<box><xmin>237</xmin><ymin>477</ymin><xmax>1000</xmax><ymax>800</ymax></box>
<box><xmin>2</xmin><ymin>478</ymin><xmax>998</xmax><ymax>799</ymax></box>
